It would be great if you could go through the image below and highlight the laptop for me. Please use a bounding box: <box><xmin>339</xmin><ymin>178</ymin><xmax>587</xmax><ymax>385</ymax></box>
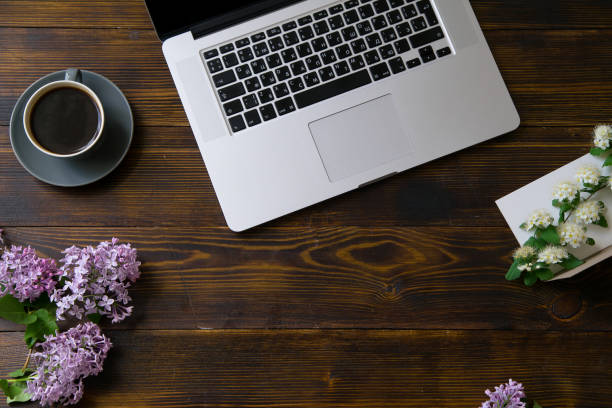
<box><xmin>145</xmin><ymin>0</ymin><xmax>520</xmax><ymax>231</ymax></box>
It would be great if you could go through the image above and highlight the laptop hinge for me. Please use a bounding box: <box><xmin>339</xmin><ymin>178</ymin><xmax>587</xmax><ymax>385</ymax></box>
<box><xmin>190</xmin><ymin>0</ymin><xmax>303</xmax><ymax>40</ymax></box>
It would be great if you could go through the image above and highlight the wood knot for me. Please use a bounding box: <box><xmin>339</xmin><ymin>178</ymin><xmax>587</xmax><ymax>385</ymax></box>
<box><xmin>550</xmin><ymin>293</ymin><xmax>584</xmax><ymax>320</ymax></box>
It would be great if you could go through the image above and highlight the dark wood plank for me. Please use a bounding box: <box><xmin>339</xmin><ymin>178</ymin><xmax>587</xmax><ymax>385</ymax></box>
<box><xmin>0</xmin><ymin>126</ymin><xmax>597</xmax><ymax>227</ymax></box>
<box><xmin>2</xmin><ymin>1</ymin><xmax>612</xmax><ymax>30</ymax></box>
<box><xmin>1</xmin><ymin>227</ymin><xmax>611</xmax><ymax>331</ymax></box>
<box><xmin>2</xmin><ymin>329</ymin><xmax>612</xmax><ymax>407</ymax></box>
<box><xmin>2</xmin><ymin>28</ymin><xmax>612</xmax><ymax>128</ymax></box>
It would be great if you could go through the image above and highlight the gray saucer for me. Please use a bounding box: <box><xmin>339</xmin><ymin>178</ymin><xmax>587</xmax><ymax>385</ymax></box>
<box><xmin>10</xmin><ymin>70</ymin><xmax>133</xmax><ymax>187</ymax></box>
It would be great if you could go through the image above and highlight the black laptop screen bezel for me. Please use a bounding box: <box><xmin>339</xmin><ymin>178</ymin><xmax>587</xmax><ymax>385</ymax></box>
<box><xmin>144</xmin><ymin>0</ymin><xmax>304</xmax><ymax>41</ymax></box>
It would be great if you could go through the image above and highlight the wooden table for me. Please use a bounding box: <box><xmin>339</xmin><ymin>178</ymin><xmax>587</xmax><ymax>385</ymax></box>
<box><xmin>1</xmin><ymin>1</ymin><xmax>612</xmax><ymax>406</ymax></box>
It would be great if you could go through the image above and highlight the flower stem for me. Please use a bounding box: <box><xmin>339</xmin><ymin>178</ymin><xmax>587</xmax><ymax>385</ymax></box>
<box><xmin>563</xmin><ymin>187</ymin><xmax>605</xmax><ymax>223</ymax></box>
<box><xmin>22</xmin><ymin>348</ymin><xmax>32</xmax><ymax>372</ymax></box>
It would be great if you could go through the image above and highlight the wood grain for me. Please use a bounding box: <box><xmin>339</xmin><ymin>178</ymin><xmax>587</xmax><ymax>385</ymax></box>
<box><xmin>2</xmin><ymin>329</ymin><xmax>612</xmax><ymax>408</ymax></box>
<box><xmin>0</xmin><ymin>227</ymin><xmax>611</xmax><ymax>331</ymax></box>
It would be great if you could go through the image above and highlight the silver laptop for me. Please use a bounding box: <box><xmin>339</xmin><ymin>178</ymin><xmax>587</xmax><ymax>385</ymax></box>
<box><xmin>145</xmin><ymin>0</ymin><xmax>519</xmax><ymax>231</ymax></box>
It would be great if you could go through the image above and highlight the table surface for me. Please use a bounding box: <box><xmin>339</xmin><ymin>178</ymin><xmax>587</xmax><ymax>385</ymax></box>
<box><xmin>1</xmin><ymin>1</ymin><xmax>612</xmax><ymax>407</ymax></box>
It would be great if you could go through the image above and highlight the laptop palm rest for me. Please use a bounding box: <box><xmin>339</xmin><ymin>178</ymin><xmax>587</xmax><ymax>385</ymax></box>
<box><xmin>308</xmin><ymin>95</ymin><xmax>413</xmax><ymax>183</ymax></box>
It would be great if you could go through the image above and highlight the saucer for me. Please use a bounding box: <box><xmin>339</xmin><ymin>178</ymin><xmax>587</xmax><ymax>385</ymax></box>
<box><xmin>10</xmin><ymin>70</ymin><xmax>133</xmax><ymax>187</ymax></box>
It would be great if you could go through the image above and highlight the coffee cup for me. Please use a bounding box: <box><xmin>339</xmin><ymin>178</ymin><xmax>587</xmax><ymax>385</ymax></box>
<box><xmin>23</xmin><ymin>69</ymin><xmax>105</xmax><ymax>158</ymax></box>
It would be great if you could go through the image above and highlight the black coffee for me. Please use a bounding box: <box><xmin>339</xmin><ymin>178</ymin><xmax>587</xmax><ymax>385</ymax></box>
<box><xmin>30</xmin><ymin>87</ymin><xmax>100</xmax><ymax>155</ymax></box>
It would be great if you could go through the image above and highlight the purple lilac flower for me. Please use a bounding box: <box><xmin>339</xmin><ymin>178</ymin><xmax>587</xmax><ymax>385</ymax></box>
<box><xmin>481</xmin><ymin>379</ymin><xmax>526</xmax><ymax>408</ymax></box>
<box><xmin>51</xmin><ymin>238</ymin><xmax>140</xmax><ymax>323</ymax></box>
<box><xmin>0</xmin><ymin>245</ymin><xmax>58</xmax><ymax>302</ymax></box>
<box><xmin>27</xmin><ymin>322</ymin><xmax>111</xmax><ymax>406</ymax></box>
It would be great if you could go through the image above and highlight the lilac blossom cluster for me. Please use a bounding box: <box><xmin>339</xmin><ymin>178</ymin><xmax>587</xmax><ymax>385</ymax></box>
<box><xmin>0</xmin><ymin>244</ymin><xmax>58</xmax><ymax>303</ymax></box>
<box><xmin>27</xmin><ymin>322</ymin><xmax>112</xmax><ymax>406</ymax></box>
<box><xmin>51</xmin><ymin>238</ymin><xmax>141</xmax><ymax>323</ymax></box>
<box><xmin>481</xmin><ymin>379</ymin><xmax>526</xmax><ymax>408</ymax></box>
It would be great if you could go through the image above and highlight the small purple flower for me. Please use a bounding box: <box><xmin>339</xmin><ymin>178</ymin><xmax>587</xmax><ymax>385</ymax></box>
<box><xmin>27</xmin><ymin>322</ymin><xmax>112</xmax><ymax>406</ymax></box>
<box><xmin>481</xmin><ymin>379</ymin><xmax>526</xmax><ymax>408</ymax></box>
<box><xmin>0</xmin><ymin>245</ymin><xmax>58</xmax><ymax>302</ymax></box>
<box><xmin>51</xmin><ymin>238</ymin><xmax>140</xmax><ymax>323</ymax></box>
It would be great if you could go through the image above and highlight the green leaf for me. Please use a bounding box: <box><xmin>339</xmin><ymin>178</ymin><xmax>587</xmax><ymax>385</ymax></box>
<box><xmin>591</xmin><ymin>147</ymin><xmax>605</xmax><ymax>156</ymax></box>
<box><xmin>538</xmin><ymin>225</ymin><xmax>560</xmax><ymax>245</ymax></box>
<box><xmin>0</xmin><ymin>379</ymin><xmax>8</xmax><ymax>396</ymax></box>
<box><xmin>524</xmin><ymin>237</ymin><xmax>547</xmax><ymax>250</ymax></box>
<box><xmin>0</xmin><ymin>295</ymin><xmax>37</xmax><ymax>325</ymax></box>
<box><xmin>26</xmin><ymin>293</ymin><xmax>57</xmax><ymax>315</ymax></box>
<box><xmin>533</xmin><ymin>402</ymin><xmax>543</xmax><ymax>408</ymax></box>
<box><xmin>603</xmin><ymin>155</ymin><xmax>612</xmax><ymax>167</ymax></box>
<box><xmin>0</xmin><ymin>379</ymin><xmax>31</xmax><ymax>404</ymax></box>
<box><xmin>506</xmin><ymin>260</ymin><xmax>522</xmax><ymax>281</ymax></box>
<box><xmin>519</xmin><ymin>222</ymin><xmax>528</xmax><ymax>231</ymax></box>
<box><xmin>586</xmin><ymin>238</ymin><xmax>596</xmax><ymax>246</ymax></box>
<box><xmin>560</xmin><ymin>253</ymin><xmax>584</xmax><ymax>270</ymax></box>
<box><xmin>8</xmin><ymin>369</ymin><xmax>32</xmax><ymax>379</ymax></box>
<box><xmin>552</xmin><ymin>199</ymin><xmax>561</xmax><ymax>208</ymax></box>
<box><xmin>595</xmin><ymin>215</ymin><xmax>608</xmax><ymax>228</ymax></box>
<box><xmin>24</xmin><ymin>308</ymin><xmax>58</xmax><ymax>348</ymax></box>
<box><xmin>524</xmin><ymin>272</ymin><xmax>538</xmax><ymax>286</ymax></box>
<box><xmin>87</xmin><ymin>313</ymin><xmax>102</xmax><ymax>324</ymax></box>
<box><xmin>536</xmin><ymin>268</ymin><xmax>554</xmax><ymax>281</ymax></box>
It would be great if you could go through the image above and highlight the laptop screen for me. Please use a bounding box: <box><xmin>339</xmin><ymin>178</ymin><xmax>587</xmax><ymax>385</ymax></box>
<box><xmin>145</xmin><ymin>0</ymin><xmax>301</xmax><ymax>41</ymax></box>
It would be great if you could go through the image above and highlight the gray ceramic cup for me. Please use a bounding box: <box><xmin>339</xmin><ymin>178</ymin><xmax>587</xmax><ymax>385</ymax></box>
<box><xmin>22</xmin><ymin>68</ymin><xmax>105</xmax><ymax>158</ymax></box>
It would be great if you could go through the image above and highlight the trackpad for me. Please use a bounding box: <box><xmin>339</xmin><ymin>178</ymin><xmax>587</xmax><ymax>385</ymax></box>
<box><xmin>309</xmin><ymin>95</ymin><xmax>412</xmax><ymax>183</ymax></box>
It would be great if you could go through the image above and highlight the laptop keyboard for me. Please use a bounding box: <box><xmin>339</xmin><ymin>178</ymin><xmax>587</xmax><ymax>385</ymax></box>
<box><xmin>201</xmin><ymin>0</ymin><xmax>452</xmax><ymax>133</ymax></box>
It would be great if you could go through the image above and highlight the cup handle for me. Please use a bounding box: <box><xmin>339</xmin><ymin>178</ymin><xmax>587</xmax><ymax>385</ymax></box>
<box><xmin>65</xmin><ymin>68</ymin><xmax>82</xmax><ymax>83</ymax></box>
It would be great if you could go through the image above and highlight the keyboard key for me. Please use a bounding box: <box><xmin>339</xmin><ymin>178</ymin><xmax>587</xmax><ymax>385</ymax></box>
<box><xmin>273</xmin><ymin>82</ymin><xmax>290</xmax><ymax>98</ymax></box>
<box><xmin>281</xmin><ymin>47</ymin><xmax>298</xmax><ymax>63</ymax></box>
<box><xmin>235</xmin><ymin>64</ymin><xmax>252</xmax><ymax>79</ymax></box>
<box><xmin>222</xmin><ymin>53</ymin><xmax>239</xmax><ymax>68</ymax></box>
<box><xmin>366</xmin><ymin>33</ymin><xmax>382</xmax><ymax>48</ymax></box>
<box><xmin>350</xmin><ymin>38</ymin><xmax>368</xmax><ymax>53</ymax></box>
<box><xmin>260</xmin><ymin>71</ymin><xmax>276</xmax><ymax>86</ymax></box>
<box><xmin>298</xmin><ymin>15</ymin><xmax>313</xmax><ymax>25</ymax></box>
<box><xmin>401</xmin><ymin>4</ymin><xmax>417</xmax><ymax>18</ymax></box>
<box><xmin>343</xmin><ymin>9</ymin><xmax>360</xmax><ymax>24</ymax></box>
<box><xmin>357</xmin><ymin>21</ymin><xmax>373</xmax><ymax>36</ymax></box>
<box><xmin>381</xmin><ymin>27</ymin><xmax>397</xmax><ymax>42</ymax></box>
<box><xmin>373</xmin><ymin>0</ymin><xmax>389</xmax><ymax>13</ymax></box>
<box><xmin>341</xmin><ymin>26</ymin><xmax>358</xmax><ymax>41</ymax></box>
<box><xmin>313</xmin><ymin>21</ymin><xmax>330</xmax><ymax>35</ymax></box>
<box><xmin>290</xmin><ymin>60</ymin><xmax>307</xmax><ymax>75</ymax></box>
<box><xmin>424</xmin><ymin>9</ymin><xmax>438</xmax><ymax>26</ymax></box>
<box><xmin>275</xmin><ymin>66</ymin><xmax>291</xmax><ymax>81</ymax></box>
<box><xmin>223</xmin><ymin>99</ymin><xmax>243</xmax><ymax>116</ymax></box>
<box><xmin>326</xmin><ymin>31</ymin><xmax>343</xmax><ymax>46</ymax></box>
<box><xmin>389</xmin><ymin>0</ymin><xmax>404</xmax><ymax>7</ymax></box>
<box><xmin>334</xmin><ymin>60</ymin><xmax>351</xmax><ymax>76</ymax></box>
<box><xmin>329</xmin><ymin>4</ymin><xmax>344</xmax><ymax>14</ymax></box>
<box><xmin>288</xmin><ymin>77</ymin><xmax>305</xmax><ymax>92</ymax></box>
<box><xmin>251</xmin><ymin>58</ymin><xmax>267</xmax><ymax>74</ymax></box>
<box><xmin>358</xmin><ymin>4</ymin><xmax>374</xmax><ymax>19</ymax></box>
<box><xmin>298</xmin><ymin>26</ymin><xmax>315</xmax><ymax>41</ymax></box>
<box><xmin>220</xmin><ymin>43</ymin><xmax>235</xmax><ymax>53</ymax></box>
<box><xmin>260</xmin><ymin>104</ymin><xmax>277</xmax><ymax>121</ymax></box>
<box><xmin>329</xmin><ymin>15</ymin><xmax>344</xmax><ymax>30</ymax></box>
<box><xmin>409</xmin><ymin>26</ymin><xmax>444</xmax><ymax>48</ymax></box>
<box><xmin>319</xmin><ymin>66</ymin><xmax>335</xmax><ymax>81</ymax></box>
<box><xmin>364</xmin><ymin>49</ymin><xmax>380</xmax><ymax>64</ymax></box>
<box><xmin>321</xmin><ymin>49</ymin><xmax>337</xmax><ymax>64</ymax></box>
<box><xmin>419</xmin><ymin>45</ymin><xmax>436</xmax><ymax>62</ymax></box>
<box><xmin>268</xmin><ymin>36</ymin><xmax>285</xmax><ymax>51</ymax></box>
<box><xmin>283</xmin><ymin>31</ymin><xmax>300</xmax><ymax>46</ymax></box>
<box><xmin>386</xmin><ymin>10</ymin><xmax>402</xmax><ymax>24</ymax></box>
<box><xmin>236</xmin><ymin>38</ymin><xmax>250</xmax><ymax>48</ymax></box>
<box><xmin>296</xmin><ymin>43</ymin><xmax>313</xmax><ymax>57</ymax></box>
<box><xmin>305</xmin><ymin>55</ymin><xmax>323</xmax><ymax>70</ymax></box>
<box><xmin>410</xmin><ymin>16</ymin><xmax>427</xmax><ymax>32</ymax></box>
<box><xmin>258</xmin><ymin>88</ymin><xmax>275</xmax><ymax>103</ymax></box>
<box><xmin>379</xmin><ymin>44</ymin><xmax>395</xmax><ymax>59</ymax></box>
<box><xmin>388</xmin><ymin>56</ymin><xmax>406</xmax><ymax>73</ymax></box>
<box><xmin>394</xmin><ymin>38</ymin><xmax>410</xmax><ymax>53</ymax></box>
<box><xmin>275</xmin><ymin>97</ymin><xmax>296</xmax><ymax>115</ymax></box>
<box><xmin>416</xmin><ymin>0</ymin><xmax>432</xmax><ymax>13</ymax></box>
<box><xmin>304</xmin><ymin>72</ymin><xmax>321</xmax><ymax>87</ymax></box>
<box><xmin>372</xmin><ymin>15</ymin><xmax>387</xmax><ymax>30</ymax></box>
<box><xmin>336</xmin><ymin>44</ymin><xmax>352</xmax><ymax>59</ymax></box>
<box><xmin>228</xmin><ymin>115</ymin><xmax>246</xmax><ymax>132</ymax></box>
<box><xmin>212</xmin><ymin>70</ymin><xmax>236</xmax><ymax>87</ymax></box>
<box><xmin>266</xmin><ymin>53</ymin><xmax>282</xmax><ymax>68</ymax></box>
<box><xmin>243</xmin><ymin>94</ymin><xmax>259</xmax><ymax>109</ymax></box>
<box><xmin>407</xmin><ymin>57</ymin><xmax>421</xmax><ymax>68</ymax></box>
<box><xmin>370</xmin><ymin>62</ymin><xmax>391</xmax><ymax>80</ymax></box>
<box><xmin>203</xmin><ymin>49</ymin><xmax>218</xmax><ymax>59</ymax></box>
<box><xmin>437</xmin><ymin>46</ymin><xmax>451</xmax><ymax>57</ymax></box>
<box><xmin>314</xmin><ymin>10</ymin><xmax>329</xmax><ymax>20</ymax></box>
<box><xmin>344</xmin><ymin>0</ymin><xmax>359</xmax><ymax>8</ymax></box>
<box><xmin>251</xmin><ymin>32</ymin><xmax>266</xmax><ymax>42</ymax></box>
<box><xmin>349</xmin><ymin>55</ymin><xmax>366</xmax><ymax>70</ymax></box>
<box><xmin>253</xmin><ymin>42</ymin><xmax>269</xmax><ymax>57</ymax></box>
<box><xmin>396</xmin><ymin>21</ymin><xmax>412</xmax><ymax>37</ymax></box>
<box><xmin>245</xmin><ymin>77</ymin><xmax>261</xmax><ymax>92</ymax></box>
<box><xmin>267</xmin><ymin>26</ymin><xmax>281</xmax><ymax>36</ymax></box>
<box><xmin>207</xmin><ymin>58</ymin><xmax>224</xmax><ymax>73</ymax></box>
<box><xmin>218</xmin><ymin>82</ymin><xmax>246</xmax><ymax>102</ymax></box>
<box><xmin>238</xmin><ymin>48</ymin><xmax>254</xmax><ymax>62</ymax></box>
<box><xmin>282</xmin><ymin>21</ymin><xmax>297</xmax><ymax>31</ymax></box>
<box><xmin>244</xmin><ymin>109</ymin><xmax>262</xmax><ymax>127</ymax></box>
<box><xmin>294</xmin><ymin>69</ymin><xmax>372</xmax><ymax>108</ymax></box>
<box><xmin>311</xmin><ymin>37</ymin><xmax>327</xmax><ymax>52</ymax></box>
